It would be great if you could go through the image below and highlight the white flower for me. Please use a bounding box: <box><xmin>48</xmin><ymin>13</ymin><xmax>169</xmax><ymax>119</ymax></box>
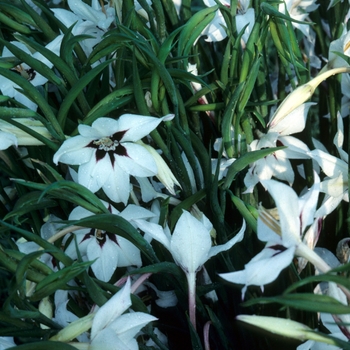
<box><xmin>220</xmin><ymin>177</ymin><xmax>329</xmax><ymax>299</ymax></box>
<box><xmin>136</xmin><ymin>210</ymin><xmax>245</xmax><ymax>328</ymax></box>
<box><xmin>53</xmin><ymin>114</ymin><xmax>173</xmax><ymax>204</ymax></box>
<box><xmin>65</xmin><ymin>201</ymin><xmax>155</xmax><ymax>282</ymax></box>
<box><xmin>243</xmin><ymin>103</ymin><xmax>313</xmax><ymax>193</ymax></box>
<box><xmin>0</xmin><ymin>36</ymin><xmax>62</xmax><ymax>110</ymax></box>
<box><xmin>67</xmin><ymin>0</ymin><xmax>115</xmax><ymax>31</ymax></box>
<box><xmin>90</xmin><ymin>278</ymin><xmax>157</xmax><ymax>350</ymax></box>
<box><xmin>309</xmin><ymin>113</ymin><xmax>349</xmax><ymax>217</ymax></box>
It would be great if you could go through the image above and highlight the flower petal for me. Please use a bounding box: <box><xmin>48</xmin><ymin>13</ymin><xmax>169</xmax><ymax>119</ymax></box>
<box><xmin>170</xmin><ymin>211</ymin><xmax>212</xmax><ymax>273</ymax></box>
<box><xmin>91</xmin><ymin>278</ymin><xmax>132</xmax><ymax>339</ymax></box>
<box><xmin>118</xmin><ymin>114</ymin><xmax>171</xmax><ymax>142</ymax></box>
<box><xmin>220</xmin><ymin>244</ymin><xmax>295</xmax><ymax>299</ymax></box>
<box><xmin>87</xmin><ymin>237</ymin><xmax>119</xmax><ymax>282</ymax></box>
<box><xmin>261</xmin><ymin>180</ymin><xmax>300</xmax><ymax>246</ymax></box>
<box><xmin>208</xmin><ymin>220</ymin><xmax>245</xmax><ymax>259</ymax></box>
<box><xmin>77</xmin><ymin>153</ymin><xmax>112</xmax><ymax>193</ymax></box>
<box><xmin>53</xmin><ymin>136</ymin><xmax>95</xmax><ymax>165</ymax></box>
<box><xmin>102</xmin><ymin>163</ymin><xmax>131</xmax><ymax>204</ymax></box>
<box><xmin>117</xmin><ymin>143</ymin><xmax>157</xmax><ymax>176</ymax></box>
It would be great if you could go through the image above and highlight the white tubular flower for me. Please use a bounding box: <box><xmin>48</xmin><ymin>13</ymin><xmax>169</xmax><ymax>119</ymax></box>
<box><xmin>0</xmin><ymin>118</ymin><xmax>52</xmax><ymax>150</ymax></box>
<box><xmin>53</xmin><ymin>114</ymin><xmax>173</xmax><ymax>204</ymax></box>
<box><xmin>136</xmin><ymin>210</ymin><xmax>245</xmax><ymax>329</ymax></box>
<box><xmin>138</xmin><ymin>141</ymin><xmax>180</xmax><ymax>195</ymax></box>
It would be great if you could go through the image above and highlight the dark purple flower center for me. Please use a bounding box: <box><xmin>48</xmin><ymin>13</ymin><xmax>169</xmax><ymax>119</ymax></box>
<box><xmin>82</xmin><ymin>228</ymin><xmax>118</xmax><ymax>248</ymax></box>
<box><xmin>86</xmin><ymin>130</ymin><xmax>128</xmax><ymax>166</ymax></box>
<box><xmin>11</xmin><ymin>65</ymin><xmax>36</xmax><ymax>81</ymax></box>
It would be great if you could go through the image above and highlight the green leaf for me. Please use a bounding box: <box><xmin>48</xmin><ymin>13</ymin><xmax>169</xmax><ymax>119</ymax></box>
<box><xmin>30</xmin><ymin>260</ymin><xmax>93</xmax><ymax>302</ymax></box>
<box><xmin>57</xmin><ymin>59</ymin><xmax>113</xmax><ymax>127</ymax></box>
<box><xmin>242</xmin><ymin>293</ymin><xmax>350</xmax><ymax>314</ymax></box>
<box><xmin>5</xmin><ymin>191</ymin><xmax>57</xmax><ymax>222</ymax></box>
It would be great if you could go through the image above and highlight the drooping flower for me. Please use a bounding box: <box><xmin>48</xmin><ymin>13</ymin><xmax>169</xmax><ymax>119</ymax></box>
<box><xmin>220</xmin><ymin>177</ymin><xmax>329</xmax><ymax>299</ymax></box>
<box><xmin>53</xmin><ymin>114</ymin><xmax>174</xmax><ymax>204</ymax></box>
<box><xmin>0</xmin><ymin>36</ymin><xmax>62</xmax><ymax>111</ymax></box>
<box><xmin>65</xmin><ymin>201</ymin><xmax>155</xmax><ymax>282</ymax></box>
<box><xmin>243</xmin><ymin>103</ymin><xmax>313</xmax><ymax>193</ymax></box>
<box><xmin>136</xmin><ymin>209</ymin><xmax>245</xmax><ymax>329</ymax></box>
<box><xmin>309</xmin><ymin>113</ymin><xmax>349</xmax><ymax>217</ymax></box>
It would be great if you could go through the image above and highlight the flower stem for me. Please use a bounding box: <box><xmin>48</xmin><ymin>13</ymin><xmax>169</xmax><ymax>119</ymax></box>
<box><xmin>186</xmin><ymin>271</ymin><xmax>197</xmax><ymax>331</ymax></box>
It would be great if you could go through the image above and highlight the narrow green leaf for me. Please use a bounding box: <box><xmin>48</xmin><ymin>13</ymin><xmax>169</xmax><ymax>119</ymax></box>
<box><xmin>57</xmin><ymin>59</ymin><xmax>113</xmax><ymax>126</ymax></box>
<box><xmin>242</xmin><ymin>293</ymin><xmax>350</xmax><ymax>314</ymax></box>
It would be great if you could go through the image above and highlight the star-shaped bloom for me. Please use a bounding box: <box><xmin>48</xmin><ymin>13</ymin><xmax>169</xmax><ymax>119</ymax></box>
<box><xmin>65</xmin><ymin>201</ymin><xmax>155</xmax><ymax>282</ymax></box>
<box><xmin>0</xmin><ymin>36</ymin><xmax>62</xmax><ymax>111</ymax></box>
<box><xmin>243</xmin><ymin>103</ymin><xmax>313</xmax><ymax>193</ymax></box>
<box><xmin>53</xmin><ymin>114</ymin><xmax>174</xmax><ymax>204</ymax></box>
<box><xmin>220</xmin><ymin>177</ymin><xmax>327</xmax><ymax>299</ymax></box>
<box><xmin>309</xmin><ymin>113</ymin><xmax>348</xmax><ymax>217</ymax></box>
<box><xmin>136</xmin><ymin>209</ymin><xmax>245</xmax><ymax>328</ymax></box>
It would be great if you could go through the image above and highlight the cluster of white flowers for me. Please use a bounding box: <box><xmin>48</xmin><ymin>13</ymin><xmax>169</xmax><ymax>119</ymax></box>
<box><xmin>0</xmin><ymin>0</ymin><xmax>350</xmax><ymax>349</ymax></box>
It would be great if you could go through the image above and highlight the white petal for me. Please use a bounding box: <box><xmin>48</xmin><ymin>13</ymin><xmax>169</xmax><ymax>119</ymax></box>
<box><xmin>268</xmin><ymin>102</ymin><xmax>316</xmax><ymax>135</ymax></box>
<box><xmin>68</xmin><ymin>0</ymin><xmax>107</xmax><ymax>25</ymax></box>
<box><xmin>236</xmin><ymin>8</ymin><xmax>255</xmax><ymax>43</ymax></box>
<box><xmin>77</xmin><ymin>154</ymin><xmax>112</xmax><ymax>193</ymax></box>
<box><xmin>90</xmin><ymin>327</ymin><xmax>133</xmax><ymax>350</ymax></box>
<box><xmin>119</xmin><ymin>204</ymin><xmax>155</xmax><ymax>223</ymax></box>
<box><xmin>53</xmin><ymin>136</ymin><xmax>95</xmax><ymax>165</ymax></box>
<box><xmin>91</xmin><ymin>278</ymin><xmax>132</xmax><ymax>339</ymax></box>
<box><xmin>117</xmin><ymin>143</ymin><xmax>157</xmax><ymax>176</ymax></box>
<box><xmin>118</xmin><ymin>114</ymin><xmax>169</xmax><ymax>142</ymax></box>
<box><xmin>316</xmin><ymin>194</ymin><xmax>343</xmax><ymax>218</ymax></box>
<box><xmin>298</xmin><ymin>174</ymin><xmax>320</xmax><ymax>232</ymax></box>
<box><xmin>201</xmin><ymin>12</ymin><xmax>227</xmax><ymax>42</ymax></box>
<box><xmin>170</xmin><ymin>211</ymin><xmax>212</xmax><ymax>273</ymax></box>
<box><xmin>220</xmin><ymin>244</ymin><xmax>295</xmax><ymax>299</ymax></box>
<box><xmin>134</xmin><ymin>220</ymin><xmax>171</xmax><ymax>251</ymax></box>
<box><xmin>0</xmin><ymin>131</ymin><xmax>17</xmax><ymax>149</ymax></box>
<box><xmin>278</xmin><ymin>136</ymin><xmax>310</xmax><ymax>159</ymax></box>
<box><xmin>208</xmin><ymin>220</ymin><xmax>245</xmax><ymax>259</ymax></box>
<box><xmin>112</xmin><ymin>236</ymin><xmax>142</xmax><ymax>267</ymax></box>
<box><xmin>261</xmin><ymin>180</ymin><xmax>300</xmax><ymax>246</ymax></box>
<box><xmin>310</xmin><ymin>149</ymin><xmax>348</xmax><ymax>177</ymax></box>
<box><xmin>87</xmin><ymin>237</ymin><xmax>119</xmax><ymax>282</ymax></box>
<box><xmin>320</xmin><ymin>172</ymin><xmax>347</xmax><ymax>198</ymax></box>
<box><xmin>89</xmin><ymin>117</ymin><xmax>120</xmax><ymax>136</ymax></box>
<box><xmin>102</xmin><ymin>163</ymin><xmax>130</xmax><ymax>204</ymax></box>
<box><xmin>109</xmin><ymin>312</ymin><xmax>157</xmax><ymax>341</ymax></box>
